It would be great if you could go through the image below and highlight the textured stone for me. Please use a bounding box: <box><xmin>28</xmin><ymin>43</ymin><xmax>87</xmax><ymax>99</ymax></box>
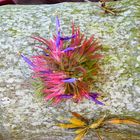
<box><xmin>0</xmin><ymin>0</ymin><xmax>140</xmax><ymax>140</ymax></box>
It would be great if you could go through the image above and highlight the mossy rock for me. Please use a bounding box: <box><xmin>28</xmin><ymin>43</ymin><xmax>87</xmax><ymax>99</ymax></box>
<box><xmin>0</xmin><ymin>0</ymin><xmax>140</xmax><ymax>139</ymax></box>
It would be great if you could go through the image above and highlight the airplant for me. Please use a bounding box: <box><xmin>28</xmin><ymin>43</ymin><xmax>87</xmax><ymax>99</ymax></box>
<box><xmin>22</xmin><ymin>17</ymin><xmax>104</xmax><ymax>105</ymax></box>
<box><xmin>99</xmin><ymin>0</ymin><xmax>125</xmax><ymax>15</ymax></box>
<box><xmin>58</xmin><ymin>112</ymin><xmax>140</xmax><ymax>140</ymax></box>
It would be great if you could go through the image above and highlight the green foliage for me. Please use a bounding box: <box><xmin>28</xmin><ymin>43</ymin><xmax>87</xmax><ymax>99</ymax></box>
<box><xmin>32</xmin><ymin>79</ymin><xmax>44</xmax><ymax>97</ymax></box>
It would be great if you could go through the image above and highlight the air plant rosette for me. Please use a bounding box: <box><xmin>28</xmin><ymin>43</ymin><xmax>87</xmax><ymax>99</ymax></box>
<box><xmin>58</xmin><ymin>112</ymin><xmax>140</xmax><ymax>140</ymax></box>
<box><xmin>22</xmin><ymin>17</ymin><xmax>104</xmax><ymax>105</ymax></box>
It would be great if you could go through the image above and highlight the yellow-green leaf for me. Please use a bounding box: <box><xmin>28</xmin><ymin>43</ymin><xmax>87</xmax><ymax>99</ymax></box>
<box><xmin>106</xmin><ymin>118</ymin><xmax>140</xmax><ymax>125</ymax></box>
<box><xmin>75</xmin><ymin>127</ymin><xmax>89</xmax><ymax>134</ymax></box>
<box><xmin>68</xmin><ymin>117</ymin><xmax>86</xmax><ymax>126</ymax></box>
<box><xmin>74</xmin><ymin>128</ymin><xmax>88</xmax><ymax>140</ymax></box>
<box><xmin>58</xmin><ymin>123</ymin><xmax>81</xmax><ymax>129</ymax></box>
<box><xmin>90</xmin><ymin>115</ymin><xmax>106</xmax><ymax>129</ymax></box>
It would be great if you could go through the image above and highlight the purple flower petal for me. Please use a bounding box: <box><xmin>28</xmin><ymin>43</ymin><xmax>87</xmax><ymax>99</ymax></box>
<box><xmin>56</xmin><ymin>16</ymin><xmax>61</xmax><ymax>48</ymax></box>
<box><xmin>89</xmin><ymin>93</ymin><xmax>104</xmax><ymax>105</ymax></box>
<box><xmin>62</xmin><ymin>78</ymin><xmax>77</xmax><ymax>83</ymax></box>
<box><xmin>60</xmin><ymin>34</ymin><xmax>76</xmax><ymax>41</ymax></box>
<box><xmin>56</xmin><ymin>16</ymin><xmax>60</xmax><ymax>29</ymax></box>
<box><xmin>21</xmin><ymin>54</ymin><xmax>35</xmax><ymax>67</ymax></box>
<box><xmin>92</xmin><ymin>98</ymin><xmax>104</xmax><ymax>105</ymax></box>
<box><xmin>89</xmin><ymin>92</ymin><xmax>100</xmax><ymax>98</ymax></box>
<box><xmin>56</xmin><ymin>35</ymin><xmax>60</xmax><ymax>48</ymax></box>
<box><xmin>58</xmin><ymin>94</ymin><xmax>73</xmax><ymax>99</ymax></box>
<box><xmin>40</xmin><ymin>70</ymin><xmax>51</xmax><ymax>74</ymax></box>
<box><xmin>62</xmin><ymin>47</ymin><xmax>75</xmax><ymax>52</ymax></box>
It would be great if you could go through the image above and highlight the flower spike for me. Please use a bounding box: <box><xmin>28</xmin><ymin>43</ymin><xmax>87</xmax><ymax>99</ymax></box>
<box><xmin>21</xmin><ymin>54</ymin><xmax>35</xmax><ymax>67</ymax></box>
<box><xmin>56</xmin><ymin>16</ymin><xmax>61</xmax><ymax>48</ymax></box>
<box><xmin>62</xmin><ymin>78</ymin><xmax>77</xmax><ymax>83</ymax></box>
<box><xmin>60</xmin><ymin>34</ymin><xmax>77</xmax><ymax>41</ymax></box>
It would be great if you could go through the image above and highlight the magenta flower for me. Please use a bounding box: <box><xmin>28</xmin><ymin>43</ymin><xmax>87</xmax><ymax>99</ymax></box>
<box><xmin>22</xmin><ymin>17</ymin><xmax>104</xmax><ymax>105</ymax></box>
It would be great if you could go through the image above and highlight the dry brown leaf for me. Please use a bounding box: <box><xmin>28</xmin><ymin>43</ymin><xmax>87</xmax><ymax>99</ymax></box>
<box><xmin>71</xmin><ymin>111</ymin><xmax>89</xmax><ymax>123</ymax></box>
<box><xmin>106</xmin><ymin>118</ymin><xmax>140</xmax><ymax>125</ymax></box>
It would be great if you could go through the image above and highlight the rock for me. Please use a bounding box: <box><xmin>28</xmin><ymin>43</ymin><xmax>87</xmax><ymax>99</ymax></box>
<box><xmin>0</xmin><ymin>0</ymin><xmax>14</xmax><ymax>5</ymax></box>
<box><xmin>0</xmin><ymin>0</ymin><xmax>140</xmax><ymax>139</ymax></box>
<box><xmin>137</xmin><ymin>56</ymin><xmax>140</xmax><ymax>62</ymax></box>
<box><xmin>7</xmin><ymin>78</ymin><xmax>15</xmax><ymax>83</ymax></box>
<box><xmin>0</xmin><ymin>0</ymin><xmax>119</xmax><ymax>5</ymax></box>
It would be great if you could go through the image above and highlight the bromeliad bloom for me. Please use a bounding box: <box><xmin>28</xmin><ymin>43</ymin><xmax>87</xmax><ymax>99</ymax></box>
<box><xmin>22</xmin><ymin>17</ymin><xmax>104</xmax><ymax>105</ymax></box>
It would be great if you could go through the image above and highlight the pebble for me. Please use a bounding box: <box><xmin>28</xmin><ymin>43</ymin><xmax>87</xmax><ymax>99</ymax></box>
<box><xmin>7</xmin><ymin>78</ymin><xmax>15</xmax><ymax>83</ymax></box>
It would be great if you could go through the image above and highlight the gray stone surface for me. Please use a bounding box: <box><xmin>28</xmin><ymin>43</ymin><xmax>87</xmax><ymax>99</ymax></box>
<box><xmin>0</xmin><ymin>0</ymin><xmax>140</xmax><ymax>139</ymax></box>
